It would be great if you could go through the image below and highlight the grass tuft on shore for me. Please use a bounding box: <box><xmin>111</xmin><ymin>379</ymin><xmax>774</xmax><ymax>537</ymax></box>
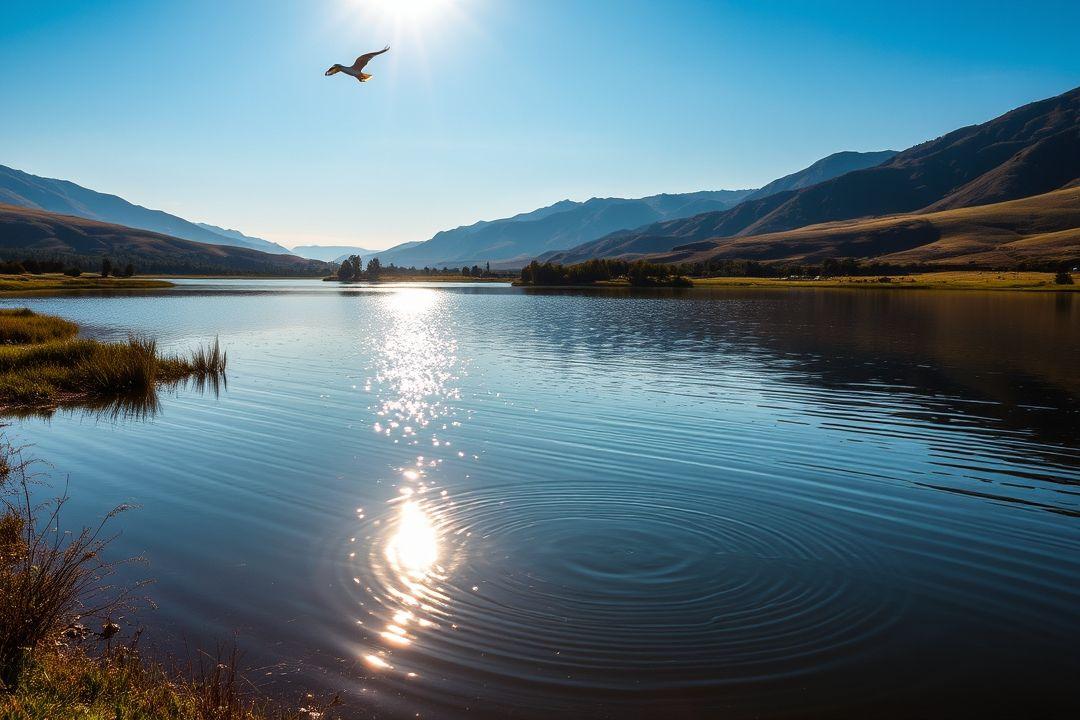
<box><xmin>0</xmin><ymin>309</ymin><xmax>226</xmax><ymax>409</ymax></box>
<box><xmin>5</xmin><ymin>644</ymin><xmax>340</xmax><ymax>720</ymax></box>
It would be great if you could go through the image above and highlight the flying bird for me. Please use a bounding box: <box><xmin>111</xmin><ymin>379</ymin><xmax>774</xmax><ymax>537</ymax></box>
<box><xmin>325</xmin><ymin>45</ymin><xmax>390</xmax><ymax>84</ymax></box>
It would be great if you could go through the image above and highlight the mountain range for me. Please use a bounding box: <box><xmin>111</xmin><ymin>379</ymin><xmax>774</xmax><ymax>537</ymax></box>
<box><xmin>0</xmin><ymin>165</ymin><xmax>293</xmax><ymax>255</ymax></box>
<box><xmin>0</xmin><ymin>86</ymin><xmax>1074</xmax><ymax>274</ymax></box>
<box><xmin>0</xmin><ymin>203</ymin><xmax>325</xmax><ymax>275</ymax></box>
<box><xmin>370</xmin><ymin>150</ymin><xmax>900</xmax><ymax>269</ymax></box>
<box><xmin>370</xmin><ymin>190</ymin><xmax>755</xmax><ymax>268</ymax></box>
<box><xmin>548</xmin><ymin>85</ymin><xmax>1079</xmax><ymax>266</ymax></box>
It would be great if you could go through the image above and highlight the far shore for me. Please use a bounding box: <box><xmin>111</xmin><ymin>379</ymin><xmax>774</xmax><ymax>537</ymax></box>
<box><xmin>2</xmin><ymin>270</ymin><xmax>1076</xmax><ymax>295</ymax></box>
<box><xmin>0</xmin><ymin>274</ymin><xmax>174</xmax><ymax>295</ymax></box>
<box><xmin>517</xmin><ymin>271</ymin><xmax>1079</xmax><ymax>292</ymax></box>
<box><xmin>323</xmin><ymin>274</ymin><xmax>512</xmax><ymax>283</ymax></box>
<box><xmin>689</xmin><ymin>271</ymin><xmax>1078</xmax><ymax>291</ymax></box>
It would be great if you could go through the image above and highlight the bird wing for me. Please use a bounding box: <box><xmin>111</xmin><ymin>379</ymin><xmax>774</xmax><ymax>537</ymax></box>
<box><xmin>352</xmin><ymin>45</ymin><xmax>390</xmax><ymax>71</ymax></box>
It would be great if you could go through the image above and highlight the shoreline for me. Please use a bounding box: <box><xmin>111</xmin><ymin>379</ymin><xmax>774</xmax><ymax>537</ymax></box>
<box><xmin>517</xmin><ymin>271</ymin><xmax>1079</xmax><ymax>292</ymax></box>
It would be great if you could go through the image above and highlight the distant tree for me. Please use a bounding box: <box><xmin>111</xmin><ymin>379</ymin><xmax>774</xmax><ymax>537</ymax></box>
<box><xmin>337</xmin><ymin>259</ymin><xmax>355</xmax><ymax>282</ymax></box>
<box><xmin>122</xmin><ymin>263</ymin><xmax>135</xmax><ymax>277</ymax></box>
<box><xmin>485</xmin><ymin>262</ymin><xmax>490</xmax><ymax>276</ymax></box>
<box><xmin>1055</xmin><ymin>270</ymin><xmax>1074</xmax><ymax>285</ymax></box>
<box><xmin>64</xmin><ymin>265</ymin><xmax>82</xmax><ymax>277</ymax></box>
<box><xmin>349</xmin><ymin>255</ymin><xmax>363</xmax><ymax>280</ymax></box>
<box><xmin>366</xmin><ymin>257</ymin><xmax>382</xmax><ymax>279</ymax></box>
<box><xmin>101</xmin><ymin>258</ymin><xmax>113</xmax><ymax>277</ymax></box>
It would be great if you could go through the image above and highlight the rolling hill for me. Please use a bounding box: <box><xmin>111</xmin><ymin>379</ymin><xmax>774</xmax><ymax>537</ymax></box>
<box><xmin>0</xmin><ymin>164</ymin><xmax>293</xmax><ymax>255</ymax></box>
<box><xmin>646</xmin><ymin>186</ymin><xmax>1080</xmax><ymax>267</ymax></box>
<box><xmin>0</xmin><ymin>204</ymin><xmax>328</xmax><ymax>275</ymax></box>
<box><xmin>549</xmin><ymin>85</ymin><xmax>1079</xmax><ymax>264</ymax></box>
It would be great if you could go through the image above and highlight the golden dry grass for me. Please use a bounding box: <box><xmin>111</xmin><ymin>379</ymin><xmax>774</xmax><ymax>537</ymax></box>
<box><xmin>691</xmin><ymin>270</ymin><xmax>1078</xmax><ymax>291</ymax></box>
<box><xmin>657</xmin><ymin>186</ymin><xmax>1080</xmax><ymax>267</ymax></box>
<box><xmin>3</xmin><ymin>644</ymin><xmax>340</xmax><ymax>720</ymax></box>
<box><xmin>0</xmin><ymin>274</ymin><xmax>173</xmax><ymax>295</ymax></box>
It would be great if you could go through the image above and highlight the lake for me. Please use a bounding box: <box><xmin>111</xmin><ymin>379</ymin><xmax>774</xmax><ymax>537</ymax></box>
<box><xmin>3</xmin><ymin>280</ymin><xmax>1078</xmax><ymax>718</ymax></box>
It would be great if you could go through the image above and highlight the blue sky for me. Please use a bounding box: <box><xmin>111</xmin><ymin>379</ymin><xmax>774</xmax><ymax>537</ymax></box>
<box><xmin>1</xmin><ymin>0</ymin><xmax>1077</xmax><ymax>249</ymax></box>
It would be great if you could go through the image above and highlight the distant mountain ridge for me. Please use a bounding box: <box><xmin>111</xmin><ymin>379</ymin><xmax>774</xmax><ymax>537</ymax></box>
<box><xmin>291</xmin><ymin>244</ymin><xmax>385</xmax><ymax>262</ymax></box>
<box><xmin>193</xmin><ymin>223</ymin><xmax>293</xmax><ymax>255</ymax></box>
<box><xmin>371</xmin><ymin>190</ymin><xmax>755</xmax><ymax>268</ymax></box>
<box><xmin>548</xmin><ymin>86</ymin><xmax>1080</xmax><ymax>265</ymax></box>
<box><xmin>0</xmin><ymin>164</ymin><xmax>292</xmax><ymax>255</ymax></box>
<box><xmin>0</xmin><ymin>203</ymin><xmax>327</xmax><ymax>275</ymax></box>
<box><xmin>544</xmin><ymin>150</ymin><xmax>901</xmax><ymax>264</ymax></box>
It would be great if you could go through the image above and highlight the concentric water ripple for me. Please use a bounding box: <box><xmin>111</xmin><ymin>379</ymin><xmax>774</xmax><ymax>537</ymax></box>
<box><xmin>344</xmin><ymin>479</ymin><xmax>903</xmax><ymax>693</ymax></box>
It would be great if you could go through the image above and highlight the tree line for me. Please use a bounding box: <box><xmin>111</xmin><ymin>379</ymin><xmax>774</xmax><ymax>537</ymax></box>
<box><xmin>520</xmin><ymin>256</ymin><xmax>1080</xmax><ymax>285</ymax></box>
<box><xmin>0</xmin><ymin>256</ymin><xmax>135</xmax><ymax>278</ymax></box>
<box><xmin>519</xmin><ymin>259</ymin><xmax>692</xmax><ymax>286</ymax></box>
<box><xmin>329</xmin><ymin>257</ymin><xmax>511</xmax><ymax>281</ymax></box>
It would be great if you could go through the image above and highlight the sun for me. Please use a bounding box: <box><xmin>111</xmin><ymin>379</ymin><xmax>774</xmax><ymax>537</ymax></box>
<box><xmin>360</xmin><ymin>0</ymin><xmax>450</xmax><ymax>24</ymax></box>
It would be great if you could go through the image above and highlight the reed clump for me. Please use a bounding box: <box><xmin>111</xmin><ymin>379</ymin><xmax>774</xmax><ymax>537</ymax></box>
<box><xmin>0</xmin><ymin>309</ymin><xmax>226</xmax><ymax>408</ymax></box>
<box><xmin>0</xmin><ymin>446</ymin><xmax>137</xmax><ymax>691</ymax></box>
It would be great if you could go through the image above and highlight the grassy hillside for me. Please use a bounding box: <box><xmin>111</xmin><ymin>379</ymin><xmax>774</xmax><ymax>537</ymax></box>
<box><xmin>550</xmin><ymin>85</ymin><xmax>1079</xmax><ymax>264</ymax></box>
<box><xmin>649</xmin><ymin>186</ymin><xmax>1080</xmax><ymax>267</ymax></box>
<box><xmin>0</xmin><ymin>204</ymin><xmax>328</xmax><ymax>276</ymax></box>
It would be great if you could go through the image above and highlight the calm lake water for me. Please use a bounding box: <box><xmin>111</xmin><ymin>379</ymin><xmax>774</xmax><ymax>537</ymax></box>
<box><xmin>3</xmin><ymin>280</ymin><xmax>1079</xmax><ymax>718</ymax></box>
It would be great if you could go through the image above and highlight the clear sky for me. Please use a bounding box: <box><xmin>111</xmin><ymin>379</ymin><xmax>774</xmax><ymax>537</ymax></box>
<box><xmin>1</xmin><ymin>0</ymin><xmax>1077</xmax><ymax>250</ymax></box>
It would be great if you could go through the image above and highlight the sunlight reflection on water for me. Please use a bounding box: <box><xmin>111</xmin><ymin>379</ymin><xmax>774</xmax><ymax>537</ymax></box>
<box><xmin>354</xmin><ymin>287</ymin><xmax>465</xmax><ymax>679</ymax></box>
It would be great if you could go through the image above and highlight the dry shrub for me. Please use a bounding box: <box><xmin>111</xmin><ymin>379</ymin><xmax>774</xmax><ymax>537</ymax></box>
<box><xmin>0</xmin><ymin>443</ymin><xmax>140</xmax><ymax>690</ymax></box>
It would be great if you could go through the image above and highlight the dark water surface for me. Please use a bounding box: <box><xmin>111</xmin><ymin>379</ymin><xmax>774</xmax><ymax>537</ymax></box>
<box><xmin>4</xmin><ymin>280</ymin><xmax>1079</xmax><ymax>718</ymax></box>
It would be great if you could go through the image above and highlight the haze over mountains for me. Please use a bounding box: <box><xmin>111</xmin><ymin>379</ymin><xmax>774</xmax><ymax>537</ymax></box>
<box><xmin>549</xmin><ymin>85</ymin><xmax>1079</xmax><ymax>266</ymax></box>
<box><xmin>291</xmin><ymin>245</ymin><xmax>385</xmax><ymax>262</ymax></box>
<box><xmin>0</xmin><ymin>165</ymin><xmax>294</xmax><ymax>255</ymax></box>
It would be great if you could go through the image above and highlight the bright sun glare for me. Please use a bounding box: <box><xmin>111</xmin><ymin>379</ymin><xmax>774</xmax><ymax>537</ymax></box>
<box><xmin>362</xmin><ymin>0</ymin><xmax>450</xmax><ymax>23</ymax></box>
